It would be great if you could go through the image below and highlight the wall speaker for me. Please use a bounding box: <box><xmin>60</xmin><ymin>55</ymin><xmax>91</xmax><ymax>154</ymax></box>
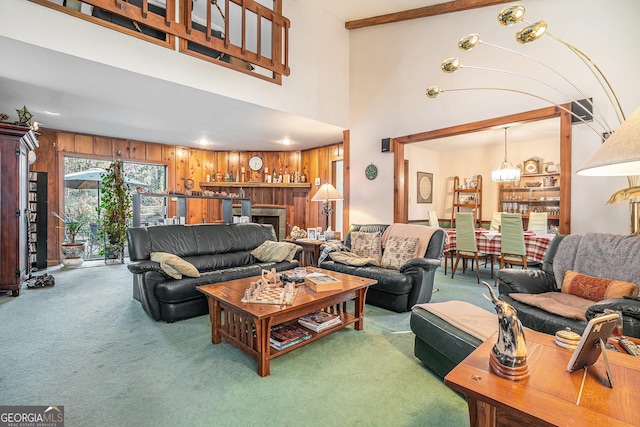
<box><xmin>381</xmin><ymin>138</ymin><xmax>392</xmax><ymax>153</ymax></box>
<box><xmin>571</xmin><ymin>98</ymin><xmax>593</xmax><ymax>123</ymax></box>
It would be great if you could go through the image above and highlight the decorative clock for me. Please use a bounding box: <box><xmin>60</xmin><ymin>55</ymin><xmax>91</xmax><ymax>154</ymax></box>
<box><xmin>248</xmin><ymin>155</ymin><xmax>264</xmax><ymax>171</ymax></box>
<box><xmin>523</xmin><ymin>159</ymin><xmax>539</xmax><ymax>175</ymax></box>
<box><xmin>365</xmin><ymin>163</ymin><xmax>378</xmax><ymax>180</ymax></box>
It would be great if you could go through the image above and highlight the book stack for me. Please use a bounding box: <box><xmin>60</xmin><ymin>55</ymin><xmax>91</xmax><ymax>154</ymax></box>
<box><xmin>298</xmin><ymin>311</ymin><xmax>342</xmax><ymax>333</ymax></box>
<box><xmin>270</xmin><ymin>324</ymin><xmax>312</xmax><ymax>351</ymax></box>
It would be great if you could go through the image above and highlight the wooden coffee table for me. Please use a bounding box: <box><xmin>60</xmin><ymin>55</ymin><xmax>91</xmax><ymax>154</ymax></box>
<box><xmin>197</xmin><ymin>269</ymin><xmax>376</xmax><ymax>376</ymax></box>
<box><xmin>445</xmin><ymin>328</ymin><xmax>640</xmax><ymax>427</ymax></box>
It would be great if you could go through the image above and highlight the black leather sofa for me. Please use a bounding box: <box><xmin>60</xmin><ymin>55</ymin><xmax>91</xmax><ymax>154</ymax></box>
<box><xmin>127</xmin><ymin>223</ymin><xmax>300</xmax><ymax>322</ymax></box>
<box><xmin>319</xmin><ymin>224</ymin><xmax>444</xmax><ymax>312</ymax></box>
<box><xmin>497</xmin><ymin>233</ymin><xmax>640</xmax><ymax>338</ymax></box>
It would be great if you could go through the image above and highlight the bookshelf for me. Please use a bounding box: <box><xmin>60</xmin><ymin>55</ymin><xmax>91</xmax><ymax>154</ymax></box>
<box><xmin>28</xmin><ymin>171</ymin><xmax>48</xmax><ymax>271</ymax></box>
<box><xmin>451</xmin><ymin>175</ymin><xmax>482</xmax><ymax>228</ymax></box>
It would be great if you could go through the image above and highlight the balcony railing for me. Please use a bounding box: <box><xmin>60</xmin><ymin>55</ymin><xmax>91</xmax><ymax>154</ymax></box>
<box><xmin>30</xmin><ymin>0</ymin><xmax>290</xmax><ymax>83</ymax></box>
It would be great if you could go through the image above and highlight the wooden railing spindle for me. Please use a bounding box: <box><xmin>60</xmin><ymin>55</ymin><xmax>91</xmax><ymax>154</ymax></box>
<box><xmin>30</xmin><ymin>0</ymin><xmax>290</xmax><ymax>79</ymax></box>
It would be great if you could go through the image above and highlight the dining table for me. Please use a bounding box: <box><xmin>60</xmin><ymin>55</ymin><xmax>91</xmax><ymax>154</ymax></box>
<box><xmin>443</xmin><ymin>228</ymin><xmax>554</xmax><ymax>264</ymax></box>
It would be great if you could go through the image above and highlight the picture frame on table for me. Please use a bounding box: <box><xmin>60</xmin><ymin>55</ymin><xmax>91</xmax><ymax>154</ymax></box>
<box><xmin>417</xmin><ymin>172</ymin><xmax>433</xmax><ymax>204</ymax></box>
<box><xmin>307</xmin><ymin>228</ymin><xmax>317</xmax><ymax>240</ymax></box>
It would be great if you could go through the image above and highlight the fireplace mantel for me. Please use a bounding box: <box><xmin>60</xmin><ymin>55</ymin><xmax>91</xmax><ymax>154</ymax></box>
<box><xmin>200</xmin><ymin>182</ymin><xmax>310</xmax><ymax>189</ymax></box>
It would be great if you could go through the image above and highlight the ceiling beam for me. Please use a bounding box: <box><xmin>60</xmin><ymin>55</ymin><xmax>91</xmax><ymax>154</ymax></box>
<box><xmin>345</xmin><ymin>0</ymin><xmax>512</xmax><ymax>30</ymax></box>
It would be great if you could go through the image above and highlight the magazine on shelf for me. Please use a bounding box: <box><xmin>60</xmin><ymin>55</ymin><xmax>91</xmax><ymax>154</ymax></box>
<box><xmin>298</xmin><ymin>311</ymin><xmax>342</xmax><ymax>333</ymax></box>
<box><xmin>270</xmin><ymin>335</ymin><xmax>311</xmax><ymax>351</ymax></box>
<box><xmin>270</xmin><ymin>324</ymin><xmax>312</xmax><ymax>348</ymax></box>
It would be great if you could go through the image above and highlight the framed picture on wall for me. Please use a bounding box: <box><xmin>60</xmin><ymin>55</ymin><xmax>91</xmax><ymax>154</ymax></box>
<box><xmin>417</xmin><ymin>172</ymin><xmax>433</xmax><ymax>204</ymax></box>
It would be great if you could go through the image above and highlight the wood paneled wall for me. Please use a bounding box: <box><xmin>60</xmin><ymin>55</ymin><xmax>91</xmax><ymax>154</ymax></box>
<box><xmin>32</xmin><ymin>129</ymin><xmax>343</xmax><ymax>264</ymax></box>
<box><xmin>302</xmin><ymin>143</ymin><xmax>344</xmax><ymax>231</ymax></box>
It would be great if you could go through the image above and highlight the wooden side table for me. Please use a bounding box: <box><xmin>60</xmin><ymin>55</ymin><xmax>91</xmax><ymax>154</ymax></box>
<box><xmin>285</xmin><ymin>239</ymin><xmax>323</xmax><ymax>266</ymax></box>
<box><xmin>445</xmin><ymin>329</ymin><xmax>640</xmax><ymax>427</ymax></box>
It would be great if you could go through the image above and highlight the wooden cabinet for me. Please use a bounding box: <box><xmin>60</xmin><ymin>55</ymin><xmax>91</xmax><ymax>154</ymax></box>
<box><xmin>28</xmin><ymin>171</ymin><xmax>48</xmax><ymax>271</ymax></box>
<box><xmin>451</xmin><ymin>175</ymin><xmax>482</xmax><ymax>228</ymax></box>
<box><xmin>0</xmin><ymin>123</ymin><xmax>38</xmax><ymax>296</ymax></box>
<box><xmin>498</xmin><ymin>172</ymin><xmax>561</xmax><ymax>232</ymax></box>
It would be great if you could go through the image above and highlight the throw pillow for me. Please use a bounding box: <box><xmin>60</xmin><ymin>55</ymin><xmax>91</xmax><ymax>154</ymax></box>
<box><xmin>329</xmin><ymin>251</ymin><xmax>371</xmax><ymax>266</ymax></box>
<box><xmin>151</xmin><ymin>252</ymin><xmax>200</xmax><ymax>280</ymax></box>
<box><xmin>380</xmin><ymin>236</ymin><xmax>420</xmax><ymax>270</ymax></box>
<box><xmin>251</xmin><ymin>241</ymin><xmax>300</xmax><ymax>262</ymax></box>
<box><xmin>350</xmin><ymin>231</ymin><xmax>382</xmax><ymax>266</ymax></box>
<box><xmin>561</xmin><ymin>270</ymin><xmax>638</xmax><ymax>302</ymax></box>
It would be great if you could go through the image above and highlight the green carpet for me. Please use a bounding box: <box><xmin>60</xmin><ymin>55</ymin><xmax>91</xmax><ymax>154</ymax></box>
<box><xmin>0</xmin><ymin>261</ymin><xmax>497</xmax><ymax>426</ymax></box>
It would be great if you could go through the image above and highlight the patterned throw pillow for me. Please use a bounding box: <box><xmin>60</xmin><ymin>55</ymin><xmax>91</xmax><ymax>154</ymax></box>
<box><xmin>561</xmin><ymin>270</ymin><xmax>638</xmax><ymax>302</ymax></box>
<box><xmin>380</xmin><ymin>236</ymin><xmax>420</xmax><ymax>270</ymax></box>
<box><xmin>350</xmin><ymin>231</ymin><xmax>382</xmax><ymax>266</ymax></box>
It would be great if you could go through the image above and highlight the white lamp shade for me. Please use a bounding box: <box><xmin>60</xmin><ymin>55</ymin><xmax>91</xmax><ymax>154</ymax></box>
<box><xmin>311</xmin><ymin>183</ymin><xmax>342</xmax><ymax>202</ymax></box>
<box><xmin>577</xmin><ymin>107</ymin><xmax>640</xmax><ymax>176</ymax></box>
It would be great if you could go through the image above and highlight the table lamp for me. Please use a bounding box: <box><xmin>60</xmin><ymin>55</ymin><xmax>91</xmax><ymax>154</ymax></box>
<box><xmin>311</xmin><ymin>183</ymin><xmax>342</xmax><ymax>231</ymax></box>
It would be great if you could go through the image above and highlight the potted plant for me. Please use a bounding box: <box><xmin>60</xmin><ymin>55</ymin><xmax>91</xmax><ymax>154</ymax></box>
<box><xmin>99</xmin><ymin>160</ymin><xmax>132</xmax><ymax>263</ymax></box>
<box><xmin>51</xmin><ymin>210</ymin><xmax>91</xmax><ymax>266</ymax></box>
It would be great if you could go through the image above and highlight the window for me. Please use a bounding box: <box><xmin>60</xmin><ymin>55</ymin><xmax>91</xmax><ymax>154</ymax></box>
<box><xmin>63</xmin><ymin>156</ymin><xmax>166</xmax><ymax>259</ymax></box>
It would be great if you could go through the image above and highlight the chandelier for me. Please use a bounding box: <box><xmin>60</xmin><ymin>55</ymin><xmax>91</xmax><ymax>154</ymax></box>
<box><xmin>491</xmin><ymin>127</ymin><xmax>520</xmax><ymax>183</ymax></box>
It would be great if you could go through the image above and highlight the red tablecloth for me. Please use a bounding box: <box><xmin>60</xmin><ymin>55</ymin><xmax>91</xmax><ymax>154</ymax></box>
<box><xmin>443</xmin><ymin>229</ymin><xmax>554</xmax><ymax>263</ymax></box>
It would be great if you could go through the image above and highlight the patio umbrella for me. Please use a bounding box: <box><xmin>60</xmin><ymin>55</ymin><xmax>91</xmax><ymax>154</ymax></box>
<box><xmin>64</xmin><ymin>168</ymin><xmax>147</xmax><ymax>190</ymax></box>
<box><xmin>64</xmin><ymin>167</ymin><xmax>148</xmax><ymax>219</ymax></box>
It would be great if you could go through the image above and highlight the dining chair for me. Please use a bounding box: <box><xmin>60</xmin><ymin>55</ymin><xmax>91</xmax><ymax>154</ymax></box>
<box><xmin>428</xmin><ymin>210</ymin><xmax>453</xmax><ymax>273</ymax></box>
<box><xmin>428</xmin><ymin>210</ymin><xmax>440</xmax><ymax>228</ymax></box>
<box><xmin>451</xmin><ymin>212</ymin><xmax>494</xmax><ymax>283</ymax></box>
<box><xmin>528</xmin><ymin>212</ymin><xmax>548</xmax><ymax>234</ymax></box>
<box><xmin>489</xmin><ymin>211</ymin><xmax>502</xmax><ymax>231</ymax></box>
<box><xmin>500</xmin><ymin>213</ymin><xmax>540</xmax><ymax>269</ymax></box>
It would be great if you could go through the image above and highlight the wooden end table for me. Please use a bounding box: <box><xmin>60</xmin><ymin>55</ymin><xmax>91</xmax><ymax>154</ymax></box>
<box><xmin>285</xmin><ymin>238</ymin><xmax>324</xmax><ymax>266</ymax></box>
<box><xmin>197</xmin><ymin>269</ymin><xmax>376</xmax><ymax>376</ymax></box>
<box><xmin>445</xmin><ymin>329</ymin><xmax>640</xmax><ymax>427</ymax></box>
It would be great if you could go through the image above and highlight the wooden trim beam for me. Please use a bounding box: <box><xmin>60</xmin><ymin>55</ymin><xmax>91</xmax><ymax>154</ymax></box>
<box><xmin>558</xmin><ymin>105</ymin><xmax>572</xmax><ymax>234</ymax></box>
<box><xmin>393</xmin><ymin>139</ymin><xmax>405</xmax><ymax>224</ymax></box>
<box><xmin>342</xmin><ymin>130</ymin><xmax>350</xmax><ymax>237</ymax></box>
<box><xmin>345</xmin><ymin>0</ymin><xmax>512</xmax><ymax>30</ymax></box>
<box><xmin>395</xmin><ymin>106</ymin><xmax>563</xmax><ymax>144</ymax></box>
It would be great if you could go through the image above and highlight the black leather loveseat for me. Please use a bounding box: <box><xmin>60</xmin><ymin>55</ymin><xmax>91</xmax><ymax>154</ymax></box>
<box><xmin>127</xmin><ymin>223</ymin><xmax>300</xmax><ymax>322</ymax></box>
<box><xmin>497</xmin><ymin>233</ymin><xmax>640</xmax><ymax>338</ymax></box>
<box><xmin>319</xmin><ymin>224</ymin><xmax>444</xmax><ymax>312</ymax></box>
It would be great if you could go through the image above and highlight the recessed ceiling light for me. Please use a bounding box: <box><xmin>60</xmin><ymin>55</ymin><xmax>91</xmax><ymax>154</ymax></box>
<box><xmin>197</xmin><ymin>139</ymin><xmax>211</xmax><ymax>145</ymax></box>
<box><xmin>44</xmin><ymin>110</ymin><xmax>61</xmax><ymax>116</ymax></box>
<box><xmin>281</xmin><ymin>137</ymin><xmax>292</xmax><ymax>145</ymax></box>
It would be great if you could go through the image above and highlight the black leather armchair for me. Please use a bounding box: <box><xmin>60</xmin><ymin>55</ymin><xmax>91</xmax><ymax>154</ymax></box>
<box><xmin>497</xmin><ymin>233</ymin><xmax>640</xmax><ymax>338</ymax></box>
